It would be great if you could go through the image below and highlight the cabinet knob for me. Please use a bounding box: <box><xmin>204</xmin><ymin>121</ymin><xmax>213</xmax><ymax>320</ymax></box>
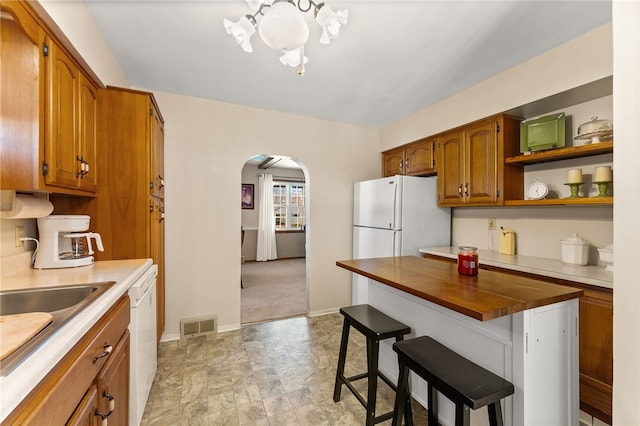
<box><xmin>458</xmin><ymin>184</ymin><xmax>463</xmax><ymax>197</ymax></box>
<box><xmin>159</xmin><ymin>175</ymin><xmax>165</xmax><ymax>189</ymax></box>
<box><xmin>464</xmin><ymin>182</ymin><xmax>469</xmax><ymax>196</ymax></box>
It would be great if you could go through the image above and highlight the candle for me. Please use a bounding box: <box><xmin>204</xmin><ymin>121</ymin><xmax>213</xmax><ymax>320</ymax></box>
<box><xmin>567</xmin><ymin>168</ymin><xmax>583</xmax><ymax>184</ymax></box>
<box><xmin>594</xmin><ymin>166</ymin><xmax>612</xmax><ymax>182</ymax></box>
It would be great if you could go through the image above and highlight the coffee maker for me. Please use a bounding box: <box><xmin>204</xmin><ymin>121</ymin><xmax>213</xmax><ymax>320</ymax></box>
<box><xmin>34</xmin><ymin>215</ymin><xmax>104</xmax><ymax>269</ymax></box>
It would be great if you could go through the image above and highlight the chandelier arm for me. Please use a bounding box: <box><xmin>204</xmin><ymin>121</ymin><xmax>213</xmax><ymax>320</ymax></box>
<box><xmin>255</xmin><ymin>3</ymin><xmax>271</xmax><ymax>17</ymax></box>
<box><xmin>296</xmin><ymin>0</ymin><xmax>317</xmax><ymax>13</ymax></box>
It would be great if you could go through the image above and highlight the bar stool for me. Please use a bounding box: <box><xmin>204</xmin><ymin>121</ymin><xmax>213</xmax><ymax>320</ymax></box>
<box><xmin>333</xmin><ymin>304</ymin><xmax>412</xmax><ymax>426</ymax></box>
<box><xmin>392</xmin><ymin>336</ymin><xmax>515</xmax><ymax>426</ymax></box>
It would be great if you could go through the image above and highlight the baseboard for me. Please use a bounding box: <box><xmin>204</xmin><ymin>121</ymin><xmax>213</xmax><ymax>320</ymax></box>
<box><xmin>308</xmin><ymin>307</ymin><xmax>339</xmax><ymax>317</ymax></box>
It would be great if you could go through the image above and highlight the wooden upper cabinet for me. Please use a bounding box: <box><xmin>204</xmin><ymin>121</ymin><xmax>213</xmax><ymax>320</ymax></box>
<box><xmin>436</xmin><ymin>130</ymin><xmax>465</xmax><ymax>205</ymax></box>
<box><xmin>464</xmin><ymin>119</ymin><xmax>499</xmax><ymax>204</ymax></box>
<box><xmin>405</xmin><ymin>139</ymin><xmax>435</xmax><ymax>175</ymax></box>
<box><xmin>45</xmin><ymin>37</ymin><xmax>79</xmax><ymax>189</ymax></box>
<box><xmin>382</xmin><ymin>147</ymin><xmax>405</xmax><ymax>176</ymax></box>
<box><xmin>0</xmin><ymin>1</ymin><xmax>100</xmax><ymax>195</ymax></box>
<box><xmin>382</xmin><ymin>138</ymin><xmax>436</xmax><ymax>177</ymax></box>
<box><xmin>150</xmin><ymin>105</ymin><xmax>165</xmax><ymax>199</ymax></box>
<box><xmin>436</xmin><ymin>114</ymin><xmax>522</xmax><ymax>206</ymax></box>
<box><xmin>78</xmin><ymin>73</ymin><xmax>98</xmax><ymax>192</ymax></box>
<box><xmin>0</xmin><ymin>1</ymin><xmax>43</xmax><ymax>191</ymax></box>
<box><xmin>44</xmin><ymin>37</ymin><xmax>99</xmax><ymax>193</ymax></box>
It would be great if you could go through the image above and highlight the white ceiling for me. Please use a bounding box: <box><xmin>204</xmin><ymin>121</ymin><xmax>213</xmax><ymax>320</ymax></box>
<box><xmin>84</xmin><ymin>0</ymin><xmax>611</xmax><ymax>129</ymax></box>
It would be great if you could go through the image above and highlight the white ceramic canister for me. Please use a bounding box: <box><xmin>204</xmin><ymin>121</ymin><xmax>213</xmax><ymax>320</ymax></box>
<box><xmin>560</xmin><ymin>233</ymin><xmax>590</xmax><ymax>265</ymax></box>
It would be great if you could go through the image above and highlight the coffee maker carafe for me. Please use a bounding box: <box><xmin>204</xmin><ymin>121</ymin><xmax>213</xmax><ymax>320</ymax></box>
<box><xmin>34</xmin><ymin>215</ymin><xmax>104</xmax><ymax>269</ymax></box>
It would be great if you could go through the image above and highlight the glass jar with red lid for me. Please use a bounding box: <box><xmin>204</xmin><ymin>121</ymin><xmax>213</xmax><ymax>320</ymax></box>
<box><xmin>457</xmin><ymin>246</ymin><xmax>478</xmax><ymax>276</ymax></box>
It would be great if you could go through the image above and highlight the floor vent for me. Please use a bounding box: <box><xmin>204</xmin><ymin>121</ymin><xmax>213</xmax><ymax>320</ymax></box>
<box><xmin>180</xmin><ymin>315</ymin><xmax>217</xmax><ymax>338</ymax></box>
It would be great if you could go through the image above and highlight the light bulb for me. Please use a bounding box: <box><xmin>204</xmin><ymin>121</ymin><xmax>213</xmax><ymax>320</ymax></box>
<box><xmin>259</xmin><ymin>1</ymin><xmax>309</xmax><ymax>50</ymax></box>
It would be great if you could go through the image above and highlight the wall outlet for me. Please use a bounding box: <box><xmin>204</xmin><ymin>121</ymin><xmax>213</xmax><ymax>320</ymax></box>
<box><xmin>488</xmin><ymin>219</ymin><xmax>496</xmax><ymax>230</ymax></box>
<box><xmin>15</xmin><ymin>226</ymin><xmax>25</xmax><ymax>247</ymax></box>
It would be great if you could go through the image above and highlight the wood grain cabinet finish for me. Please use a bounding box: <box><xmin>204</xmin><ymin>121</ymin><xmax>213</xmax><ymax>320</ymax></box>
<box><xmin>382</xmin><ymin>138</ymin><xmax>436</xmax><ymax>177</ymax></box>
<box><xmin>3</xmin><ymin>296</ymin><xmax>130</xmax><ymax>425</ymax></box>
<box><xmin>95</xmin><ymin>87</ymin><xmax>166</xmax><ymax>342</ymax></box>
<box><xmin>436</xmin><ymin>115</ymin><xmax>523</xmax><ymax>206</ymax></box>
<box><xmin>579</xmin><ymin>291</ymin><xmax>613</xmax><ymax>423</ymax></box>
<box><xmin>0</xmin><ymin>0</ymin><xmax>99</xmax><ymax>196</ymax></box>
<box><xmin>96</xmin><ymin>331</ymin><xmax>130</xmax><ymax>425</ymax></box>
<box><xmin>66</xmin><ymin>385</ymin><xmax>98</xmax><ymax>426</ymax></box>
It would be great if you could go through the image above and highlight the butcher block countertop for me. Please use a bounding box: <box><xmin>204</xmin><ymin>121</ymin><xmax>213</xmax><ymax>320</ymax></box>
<box><xmin>336</xmin><ymin>256</ymin><xmax>583</xmax><ymax>321</ymax></box>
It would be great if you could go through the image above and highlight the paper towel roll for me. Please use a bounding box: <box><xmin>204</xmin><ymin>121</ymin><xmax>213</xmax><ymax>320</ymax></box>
<box><xmin>0</xmin><ymin>195</ymin><xmax>54</xmax><ymax>219</ymax></box>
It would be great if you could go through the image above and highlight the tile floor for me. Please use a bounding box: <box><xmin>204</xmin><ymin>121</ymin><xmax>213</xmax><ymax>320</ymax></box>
<box><xmin>141</xmin><ymin>313</ymin><xmax>427</xmax><ymax>425</ymax></box>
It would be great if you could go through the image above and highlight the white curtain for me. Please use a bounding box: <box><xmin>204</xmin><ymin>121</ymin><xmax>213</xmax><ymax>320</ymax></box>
<box><xmin>256</xmin><ymin>173</ymin><xmax>278</xmax><ymax>261</ymax></box>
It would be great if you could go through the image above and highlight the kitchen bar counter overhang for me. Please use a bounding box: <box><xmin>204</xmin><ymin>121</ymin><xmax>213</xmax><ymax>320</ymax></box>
<box><xmin>337</xmin><ymin>255</ymin><xmax>583</xmax><ymax>425</ymax></box>
<box><xmin>336</xmin><ymin>256</ymin><xmax>583</xmax><ymax>321</ymax></box>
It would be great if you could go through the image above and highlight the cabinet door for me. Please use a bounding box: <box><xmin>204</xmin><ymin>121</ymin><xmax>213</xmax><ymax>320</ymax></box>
<box><xmin>436</xmin><ymin>130</ymin><xmax>465</xmax><ymax>205</ymax></box>
<box><xmin>96</xmin><ymin>331</ymin><xmax>130</xmax><ymax>426</ymax></box>
<box><xmin>78</xmin><ymin>73</ymin><xmax>98</xmax><ymax>192</ymax></box>
<box><xmin>0</xmin><ymin>2</ymin><xmax>43</xmax><ymax>191</ymax></box>
<box><xmin>405</xmin><ymin>139</ymin><xmax>435</xmax><ymax>176</ymax></box>
<box><xmin>150</xmin><ymin>199</ymin><xmax>165</xmax><ymax>342</ymax></box>
<box><xmin>45</xmin><ymin>37</ymin><xmax>79</xmax><ymax>189</ymax></box>
<box><xmin>150</xmin><ymin>106</ymin><xmax>164</xmax><ymax>199</ymax></box>
<box><xmin>66</xmin><ymin>385</ymin><xmax>98</xmax><ymax>426</ymax></box>
<box><xmin>464</xmin><ymin>119</ymin><xmax>498</xmax><ymax>204</ymax></box>
<box><xmin>579</xmin><ymin>294</ymin><xmax>613</xmax><ymax>422</ymax></box>
<box><xmin>382</xmin><ymin>148</ymin><xmax>405</xmax><ymax>177</ymax></box>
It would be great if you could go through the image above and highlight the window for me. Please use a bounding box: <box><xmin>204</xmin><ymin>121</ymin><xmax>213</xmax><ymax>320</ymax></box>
<box><xmin>273</xmin><ymin>181</ymin><xmax>305</xmax><ymax>230</ymax></box>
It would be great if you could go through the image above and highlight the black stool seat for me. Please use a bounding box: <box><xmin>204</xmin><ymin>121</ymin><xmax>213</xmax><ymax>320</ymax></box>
<box><xmin>333</xmin><ymin>305</ymin><xmax>411</xmax><ymax>426</ymax></box>
<box><xmin>392</xmin><ymin>336</ymin><xmax>514</xmax><ymax>426</ymax></box>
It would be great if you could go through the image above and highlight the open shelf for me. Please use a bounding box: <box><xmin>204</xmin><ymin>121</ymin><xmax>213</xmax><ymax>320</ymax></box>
<box><xmin>505</xmin><ymin>141</ymin><xmax>613</xmax><ymax>165</ymax></box>
<box><xmin>505</xmin><ymin>197</ymin><xmax>613</xmax><ymax>206</ymax></box>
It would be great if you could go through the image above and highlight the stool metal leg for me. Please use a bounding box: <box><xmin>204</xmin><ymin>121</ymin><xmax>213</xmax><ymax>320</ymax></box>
<box><xmin>333</xmin><ymin>318</ymin><xmax>351</xmax><ymax>402</ymax></box>
<box><xmin>487</xmin><ymin>402</ymin><xmax>504</xmax><ymax>426</ymax></box>
<box><xmin>365</xmin><ymin>337</ymin><xmax>379</xmax><ymax>426</ymax></box>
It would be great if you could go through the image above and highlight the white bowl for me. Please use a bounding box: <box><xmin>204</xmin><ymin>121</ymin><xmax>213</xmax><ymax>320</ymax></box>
<box><xmin>598</xmin><ymin>245</ymin><xmax>613</xmax><ymax>271</ymax></box>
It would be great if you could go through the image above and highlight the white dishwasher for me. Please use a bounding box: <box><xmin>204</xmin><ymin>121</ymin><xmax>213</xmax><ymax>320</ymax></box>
<box><xmin>128</xmin><ymin>264</ymin><xmax>158</xmax><ymax>426</ymax></box>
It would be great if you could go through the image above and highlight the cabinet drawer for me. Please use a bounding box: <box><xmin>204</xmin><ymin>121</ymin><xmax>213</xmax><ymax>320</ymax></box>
<box><xmin>5</xmin><ymin>296</ymin><xmax>130</xmax><ymax>425</ymax></box>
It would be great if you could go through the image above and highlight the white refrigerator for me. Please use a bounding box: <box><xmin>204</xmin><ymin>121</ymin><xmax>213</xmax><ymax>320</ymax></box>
<box><xmin>352</xmin><ymin>175</ymin><xmax>451</xmax><ymax>303</ymax></box>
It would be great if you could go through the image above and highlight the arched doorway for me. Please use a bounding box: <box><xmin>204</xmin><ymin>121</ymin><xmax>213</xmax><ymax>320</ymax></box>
<box><xmin>240</xmin><ymin>154</ymin><xmax>309</xmax><ymax>324</ymax></box>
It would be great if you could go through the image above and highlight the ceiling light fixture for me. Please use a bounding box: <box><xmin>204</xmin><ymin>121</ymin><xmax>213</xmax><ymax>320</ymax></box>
<box><xmin>223</xmin><ymin>0</ymin><xmax>348</xmax><ymax>76</ymax></box>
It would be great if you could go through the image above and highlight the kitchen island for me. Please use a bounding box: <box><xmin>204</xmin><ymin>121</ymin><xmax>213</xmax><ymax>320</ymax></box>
<box><xmin>337</xmin><ymin>256</ymin><xmax>583</xmax><ymax>426</ymax></box>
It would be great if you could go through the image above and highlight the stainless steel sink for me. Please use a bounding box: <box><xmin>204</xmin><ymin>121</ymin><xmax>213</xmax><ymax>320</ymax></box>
<box><xmin>0</xmin><ymin>281</ymin><xmax>116</xmax><ymax>375</ymax></box>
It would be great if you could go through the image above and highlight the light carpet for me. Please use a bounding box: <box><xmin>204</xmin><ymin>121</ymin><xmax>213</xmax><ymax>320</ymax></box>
<box><xmin>241</xmin><ymin>258</ymin><xmax>307</xmax><ymax>324</ymax></box>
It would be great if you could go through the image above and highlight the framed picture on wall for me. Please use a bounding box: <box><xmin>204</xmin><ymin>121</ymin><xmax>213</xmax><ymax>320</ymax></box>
<box><xmin>242</xmin><ymin>184</ymin><xmax>254</xmax><ymax>209</ymax></box>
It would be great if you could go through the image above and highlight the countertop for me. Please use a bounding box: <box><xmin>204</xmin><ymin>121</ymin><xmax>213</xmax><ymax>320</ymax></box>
<box><xmin>337</xmin><ymin>256</ymin><xmax>583</xmax><ymax>321</ymax></box>
<box><xmin>420</xmin><ymin>247</ymin><xmax>613</xmax><ymax>290</ymax></box>
<box><xmin>0</xmin><ymin>258</ymin><xmax>153</xmax><ymax>422</ymax></box>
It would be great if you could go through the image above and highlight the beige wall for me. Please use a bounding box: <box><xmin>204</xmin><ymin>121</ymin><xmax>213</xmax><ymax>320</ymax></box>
<box><xmin>380</xmin><ymin>23</ymin><xmax>613</xmax><ymax>150</ymax></box>
<box><xmin>155</xmin><ymin>91</ymin><xmax>380</xmax><ymax>336</ymax></box>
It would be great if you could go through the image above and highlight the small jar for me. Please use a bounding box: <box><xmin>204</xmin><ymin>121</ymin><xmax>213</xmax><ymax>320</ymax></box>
<box><xmin>458</xmin><ymin>246</ymin><xmax>478</xmax><ymax>276</ymax></box>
